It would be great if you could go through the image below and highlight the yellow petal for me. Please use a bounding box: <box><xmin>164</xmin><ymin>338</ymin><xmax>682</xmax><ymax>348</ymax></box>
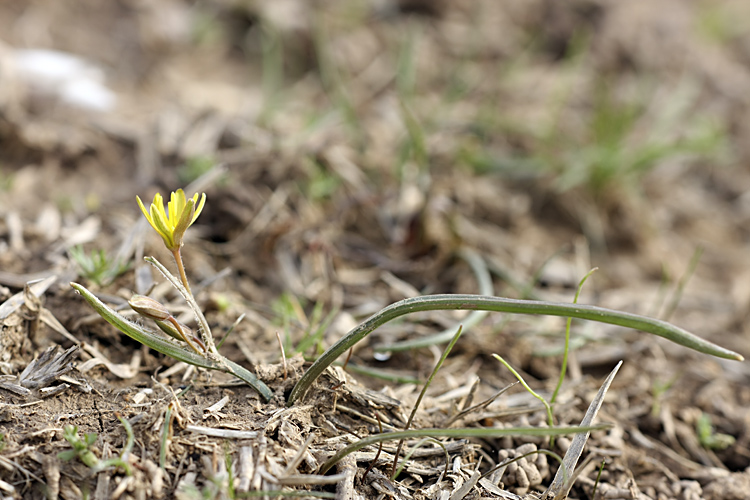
<box><xmin>153</xmin><ymin>193</ymin><xmax>164</xmax><ymax>214</ymax></box>
<box><xmin>150</xmin><ymin>204</ymin><xmax>175</xmax><ymax>248</ymax></box>
<box><xmin>172</xmin><ymin>198</ymin><xmax>195</xmax><ymax>247</ymax></box>
<box><xmin>136</xmin><ymin>196</ymin><xmax>152</xmax><ymax>224</ymax></box>
<box><xmin>191</xmin><ymin>193</ymin><xmax>206</xmax><ymax>224</ymax></box>
<box><xmin>168</xmin><ymin>191</ymin><xmax>176</xmax><ymax>225</ymax></box>
<box><xmin>172</xmin><ymin>189</ymin><xmax>187</xmax><ymax>224</ymax></box>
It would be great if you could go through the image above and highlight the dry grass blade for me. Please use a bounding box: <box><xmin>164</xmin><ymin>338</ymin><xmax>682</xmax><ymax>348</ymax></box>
<box><xmin>449</xmin><ymin>467</ymin><xmax>481</xmax><ymax>500</ymax></box>
<box><xmin>0</xmin><ymin>275</ymin><xmax>57</xmax><ymax>320</ymax></box>
<box><xmin>444</xmin><ymin>382</ymin><xmax>518</xmax><ymax>427</ymax></box>
<box><xmin>19</xmin><ymin>345</ymin><xmax>78</xmax><ymax>389</ymax></box>
<box><xmin>543</xmin><ymin>360</ymin><xmax>623</xmax><ymax>500</ymax></box>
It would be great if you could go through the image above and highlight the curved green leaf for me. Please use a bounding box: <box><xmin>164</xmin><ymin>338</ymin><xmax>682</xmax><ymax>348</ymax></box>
<box><xmin>288</xmin><ymin>294</ymin><xmax>742</xmax><ymax>405</ymax></box>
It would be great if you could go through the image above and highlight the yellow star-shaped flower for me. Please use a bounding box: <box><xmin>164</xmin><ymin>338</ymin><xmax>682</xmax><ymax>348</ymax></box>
<box><xmin>136</xmin><ymin>189</ymin><xmax>206</xmax><ymax>251</ymax></box>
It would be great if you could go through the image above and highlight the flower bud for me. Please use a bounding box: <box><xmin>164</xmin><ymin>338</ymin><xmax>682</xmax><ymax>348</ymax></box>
<box><xmin>155</xmin><ymin>317</ymin><xmax>193</xmax><ymax>341</ymax></box>
<box><xmin>128</xmin><ymin>294</ymin><xmax>171</xmax><ymax>321</ymax></box>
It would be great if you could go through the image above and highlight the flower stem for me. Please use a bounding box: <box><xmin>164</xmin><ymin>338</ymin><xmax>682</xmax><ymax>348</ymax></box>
<box><xmin>167</xmin><ymin>316</ymin><xmax>202</xmax><ymax>354</ymax></box>
<box><xmin>172</xmin><ymin>248</ymin><xmax>191</xmax><ymax>295</ymax></box>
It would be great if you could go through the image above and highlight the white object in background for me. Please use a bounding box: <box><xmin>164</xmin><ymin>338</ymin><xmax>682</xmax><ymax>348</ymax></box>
<box><xmin>12</xmin><ymin>48</ymin><xmax>116</xmax><ymax>112</ymax></box>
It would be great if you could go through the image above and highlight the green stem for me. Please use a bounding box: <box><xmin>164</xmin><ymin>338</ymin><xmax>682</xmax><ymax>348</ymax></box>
<box><xmin>391</xmin><ymin>325</ymin><xmax>463</xmax><ymax>479</ymax></box>
<box><xmin>550</xmin><ymin>268</ymin><xmax>598</xmax><ymax>406</ymax></box>
<box><xmin>319</xmin><ymin>425</ymin><xmax>608</xmax><ymax>475</ymax></box>
<box><xmin>167</xmin><ymin>315</ymin><xmax>203</xmax><ymax>354</ymax></box>
<box><xmin>288</xmin><ymin>294</ymin><xmax>742</xmax><ymax>406</ymax></box>
<box><xmin>381</xmin><ymin>247</ymin><xmax>492</xmax><ymax>352</ymax></box>
<box><xmin>493</xmin><ymin>354</ymin><xmax>554</xmax><ymax>430</ymax></box>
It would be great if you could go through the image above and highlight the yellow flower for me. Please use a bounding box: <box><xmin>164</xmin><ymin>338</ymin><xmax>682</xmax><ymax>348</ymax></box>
<box><xmin>137</xmin><ymin>189</ymin><xmax>206</xmax><ymax>250</ymax></box>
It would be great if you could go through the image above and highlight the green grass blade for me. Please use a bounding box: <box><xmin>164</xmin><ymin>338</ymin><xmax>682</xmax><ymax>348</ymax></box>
<box><xmin>70</xmin><ymin>282</ymin><xmax>273</xmax><ymax>401</ymax></box>
<box><xmin>392</xmin><ymin>325</ymin><xmax>463</xmax><ymax>479</ymax></box>
<box><xmin>288</xmin><ymin>294</ymin><xmax>742</xmax><ymax>405</ymax></box>
<box><xmin>382</xmin><ymin>247</ymin><xmax>492</xmax><ymax>352</ymax></box>
<box><xmin>493</xmin><ymin>354</ymin><xmax>554</xmax><ymax>429</ymax></box>
<box><xmin>318</xmin><ymin>425</ymin><xmax>608</xmax><ymax>474</ymax></box>
<box><xmin>551</xmin><ymin>267</ymin><xmax>598</xmax><ymax>406</ymax></box>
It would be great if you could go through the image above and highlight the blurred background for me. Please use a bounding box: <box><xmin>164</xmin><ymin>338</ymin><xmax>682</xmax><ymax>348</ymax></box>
<box><xmin>2</xmin><ymin>0</ymin><xmax>750</xmax><ymax>346</ymax></box>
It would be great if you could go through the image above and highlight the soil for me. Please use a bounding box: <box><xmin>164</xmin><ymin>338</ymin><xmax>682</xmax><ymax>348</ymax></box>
<box><xmin>1</xmin><ymin>1</ymin><xmax>749</xmax><ymax>499</ymax></box>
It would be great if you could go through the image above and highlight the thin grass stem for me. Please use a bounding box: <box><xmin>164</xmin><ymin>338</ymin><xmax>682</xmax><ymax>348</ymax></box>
<box><xmin>550</xmin><ymin>268</ymin><xmax>598</xmax><ymax>406</ymax></box>
<box><xmin>493</xmin><ymin>354</ymin><xmax>554</xmax><ymax>431</ymax></box>
<box><xmin>391</xmin><ymin>325</ymin><xmax>463</xmax><ymax>479</ymax></box>
<box><xmin>318</xmin><ymin>424</ymin><xmax>608</xmax><ymax>475</ymax></box>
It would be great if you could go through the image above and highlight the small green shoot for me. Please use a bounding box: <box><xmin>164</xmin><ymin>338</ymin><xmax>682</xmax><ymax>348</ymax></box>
<box><xmin>273</xmin><ymin>293</ymin><xmax>336</xmax><ymax>357</ymax></box>
<box><xmin>493</xmin><ymin>354</ymin><xmax>554</xmax><ymax>431</ymax></box>
<box><xmin>58</xmin><ymin>415</ymin><xmax>134</xmax><ymax>475</ymax></box>
<box><xmin>696</xmin><ymin>413</ymin><xmax>735</xmax><ymax>450</ymax></box>
<box><xmin>661</xmin><ymin>247</ymin><xmax>703</xmax><ymax>321</ymax></box>
<box><xmin>160</xmin><ymin>401</ymin><xmax>176</xmax><ymax>470</ymax></box>
<box><xmin>650</xmin><ymin>374</ymin><xmax>680</xmax><ymax>417</ymax></box>
<box><xmin>216</xmin><ymin>313</ymin><xmax>245</xmax><ymax>351</ymax></box>
<box><xmin>69</xmin><ymin>245</ymin><xmax>131</xmax><ymax>286</ymax></box>
<box><xmin>295</xmin><ymin>304</ymin><xmax>337</xmax><ymax>357</ymax></box>
<box><xmin>272</xmin><ymin>292</ymin><xmax>304</xmax><ymax>353</ymax></box>
<box><xmin>58</xmin><ymin>425</ymin><xmax>99</xmax><ymax>469</ymax></box>
<box><xmin>550</xmin><ymin>267</ymin><xmax>598</xmax><ymax>406</ymax></box>
<box><xmin>304</xmin><ymin>158</ymin><xmax>342</xmax><ymax>201</ymax></box>
<box><xmin>591</xmin><ymin>459</ymin><xmax>607</xmax><ymax>499</ymax></box>
<box><xmin>391</xmin><ymin>325</ymin><xmax>463</xmax><ymax>479</ymax></box>
<box><xmin>224</xmin><ymin>443</ymin><xmax>236</xmax><ymax>499</ymax></box>
<box><xmin>550</xmin><ymin>78</ymin><xmax>724</xmax><ymax>197</ymax></box>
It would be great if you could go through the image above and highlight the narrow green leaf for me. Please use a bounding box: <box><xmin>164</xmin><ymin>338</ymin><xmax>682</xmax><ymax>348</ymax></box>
<box><xmin>70</xmin><ymin>282</ymin><xmax>273</xmax><ymax>401</ymax></box>
<box><xmin>319</xmin><ymin>425</ymin><xmax>609</xmax><ymax>474</ymax></box>
<box><xmin>288</xmin><ymin>294</ymin><xmax>742</xmax><ymax>405</ymax></box>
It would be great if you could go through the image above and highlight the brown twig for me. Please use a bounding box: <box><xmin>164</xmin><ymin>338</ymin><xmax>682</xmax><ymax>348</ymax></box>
<box><xmin>275</xmin><ymin>330</ymin><xmax>288</xmax><ymax>381</ymax></box>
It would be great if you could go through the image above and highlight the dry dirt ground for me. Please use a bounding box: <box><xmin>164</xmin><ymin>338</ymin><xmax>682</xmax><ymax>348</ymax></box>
<box><xmin>1</xmin><ymin>1</ymin><xmax>750</xmax><ymax>499</ymax></box>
